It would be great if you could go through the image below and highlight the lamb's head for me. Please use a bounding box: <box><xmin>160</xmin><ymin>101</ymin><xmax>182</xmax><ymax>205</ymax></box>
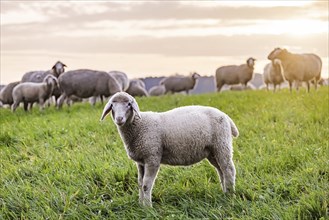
<box><xmin>100</xmin><ymin>92</ymin><xmax>141</xmax><ymax>126</ymax></box>
<box><xmin>267</xmin><ymin>48</ymin><xmax>288</xmax><ymax>60</ymax></box>
<box><xmin>52</xmin><ymin>61</ymin><xmax>67</xmax><ymax>77</ymax></box>
<box><xmin>44</xmin><ymin>74</ymin><xmax>59</xmax><ymax>87</ymax></box>
<box><xmin>246</xmin><ymin>57</ymin><xmax>256</xmax><ymax>68</ymax></box>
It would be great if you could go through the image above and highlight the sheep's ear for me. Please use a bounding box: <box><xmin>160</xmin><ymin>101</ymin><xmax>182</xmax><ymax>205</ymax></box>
<box><xmin>100</xmin><ymin>102</ymin><xmax>113</xmax><ymax>121</ymax></box>
<box><xmin>131</xmin><ymin>100</ymin><xmax>141</xmax><ymax>119</ymax></box>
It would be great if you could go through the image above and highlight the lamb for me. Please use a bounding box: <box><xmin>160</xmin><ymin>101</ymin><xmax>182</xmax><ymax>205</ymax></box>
<box><xmin>21</xmin><ymin>61</ymin><xmax>67</xmax><ymax>108</ymax></box>
<box><xmin>100</xmin><ymin>92</ymin><xmax>239</xmax><ymax>207</ymax></box>
<box><xmin>0</xmin><ymin>81</ymin><xmax>20</xmax><ymax>108</ymax></box>
<box><xmin>57</xmin><ymin>69</ymin><xmax>122</xmax><ymax>108</ymax></box>
<box><xmin>263</xmin><ymin>59</ymin><xmax>285</xmax><ymax>92</ymax></box>
<box><xmin>215</xmin><ymin>57</ymin><xmax>256</xmax><ymax>92</ymax></box>
<box><xmin>267</xmin><ymin>48</ymin><xmax>322</xmax><ymax>92</ymax></box>
<box><xmin>126</xmin><ymin>79</ymin><xmax>149</xmax><ymax>97</ymax></box>
<box><xmin>12</xmin><ymin>75</ymin><xmax>58</xmax><ymax>112</ymax></box>
<box><xmin>160</xmin><ymin>72</ymin><xmax>200</xmax><ymax>94</ymax></box>
<box><xmin>148</xmin><ymin>84</ymin><xmax>166</xmax><ymax>96</ymax></box>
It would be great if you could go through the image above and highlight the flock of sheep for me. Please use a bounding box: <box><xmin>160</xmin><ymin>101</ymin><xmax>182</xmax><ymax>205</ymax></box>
<box><xmin>0</xmin><ymin>47</ymin><xmax>324</xmax><ymax>112</ymax></box>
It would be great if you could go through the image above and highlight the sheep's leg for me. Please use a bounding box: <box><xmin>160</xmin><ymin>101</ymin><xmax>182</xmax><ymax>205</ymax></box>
<box><xmin>288</xmin><ymin>81</ymin><xmax>293</xmax><ymax>93</ymax></box>
<box><xmin>142</xmin><ymin>163</ymin><xmax>160</xmax><ymax>207</ymax></box>
<box><xmin>39</xmin><ymin>99</ymin><xmax>45</xmax><ymax>111</ymax></box>
<box><xmin>23</xmin><ymin>101</ymin><xmax>29</xmax><ymax>111</ymax></box>
<box><xmin>213</xmin><ymin>144</ymin><xmax>236</xmax><ymax>193</ymax></box>
<box><xmin>216</xmin><ymin>82</ymin><xmax>223</xmax><ymax>92</ymax></box>
<box><xmin>12</xmin><ymin>101</ymin><xmax>19</xmax><ymax>112</ymax></box>
<box><xmin>57</xmin><ymin>93</ymin><xmax>67</xmax><ymax>109</ymax></box>
<box><xmin>207</xmin><ymin>156</ymin><xmax>224</xmax><ymax>191</ymax></box>
<box><xmin>306</xmin><ymin>81</ymin><xmax>310</xmax><ymax>92</ymax></box>
<box><xmin>273</xmin><ymin>84</ymin><xmax>276</xmax><ymax>93</ymax></box>
<box><xmin>137</xmin><ymin>163</ymin><xmax>145</xmax><ymax>204</ymax></box>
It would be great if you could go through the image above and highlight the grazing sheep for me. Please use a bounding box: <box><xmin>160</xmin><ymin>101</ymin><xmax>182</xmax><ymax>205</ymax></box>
<box><xmin>126</xmin><ymin>79</ymin><xmax>149</xmax><ymax>97</ymax></box>
<box><xmin>263</xmin><ymin>59</ymin><xmax>285</xmax><ymax>92</ymax></box>
<box><xmin>109</xmin><ymin>71</ymin><xmax>129</xmax><ymax>92</ymax></box>
<box><xmin>0</xmin><ymin>81</ymin><xmax>20</xmax><ymax>107</ymax></box>
<box><xmin>57</xmin><ymin>69</ymin><xmax>121</xmax><ymax>108</ymax></box>
<box><xmin>160</xmin><ymin>72</ymin><xmax>200</xmax><ymax>94</ymax></box>
<box><xmin>215</xmin><ymin>58</ymin><xmax>256</xmax><ymax>92</ymax></box>
<box><xmin>148</xmin><ymin>84</ymin><xmax>166</xmax><ymax>96</ymax></box>
<box><xmin>267</xmin><ymin>48</ymin><xmax>322</xmax><ymax>92</ymax></box>
<box><xmin>12</xmin><ymin>75</ymin><xmax>58</xmax><ymax>112</ymax></box>
<box><xmin>100</xmin><ymin>92</ymin><xmax>239</xmax><ymax>207</ymax></box>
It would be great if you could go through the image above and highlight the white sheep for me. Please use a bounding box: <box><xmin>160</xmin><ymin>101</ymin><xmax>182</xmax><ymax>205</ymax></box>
<box><xmin>12</xmin><ymin>75</ymin><xmax>58</xmax><ymax>112</ymax></box>
<box><xmin>148</xmin><ymin>84</ymin><xmax>166</xmax><ymax>96</ymax></box>
<box><xmin>263</xmin><ymin>59</ymin><xmax>285</xmax><ymax>92</ymax></box>
<box><xmin>267</xmin><ymin>48</ymin><xmax>322</xmax><ymax>92</ymax></box>
<box><xmin>215</xmin><ymin>57</ymin><xmax>256</xmax><ymax>92</ymax></box>
<box><xmin>100</xmin><ymin>92</ymin><xmax>239</xmax><ymax>207</ymax></box>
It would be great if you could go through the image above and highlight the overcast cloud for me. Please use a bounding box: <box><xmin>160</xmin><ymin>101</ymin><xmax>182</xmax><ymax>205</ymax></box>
<box><xmin>1</xmin><ymin>1</ymin><xmax>328</xmax><ymax>83</ymax></box>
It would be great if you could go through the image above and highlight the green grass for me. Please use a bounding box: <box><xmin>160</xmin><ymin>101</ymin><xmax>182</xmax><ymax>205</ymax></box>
<box><xmin>1</xmin><ymin>87</ymin><xmax>328</xmax><ymax>219</ymax></box>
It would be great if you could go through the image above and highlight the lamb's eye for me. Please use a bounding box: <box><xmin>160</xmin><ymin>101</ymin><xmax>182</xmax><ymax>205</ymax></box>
<box><xmin>127</xmin><ymin>103</ymin><xmax>132</xmax><ymax>108</ymax></box>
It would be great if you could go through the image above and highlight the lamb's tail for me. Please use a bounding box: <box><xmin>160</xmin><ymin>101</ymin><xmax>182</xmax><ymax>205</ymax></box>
<box><xmin>228</xmin><ymin>117</ymin><xmax>239</xmax><ymax>137</ymax></box>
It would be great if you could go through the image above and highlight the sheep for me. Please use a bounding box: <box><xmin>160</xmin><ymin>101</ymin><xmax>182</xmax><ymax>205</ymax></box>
<box><xmin>57</xmin><ymin>69</ymin><xmax>122</xmax><ymax>108</ymax></box>
<box><xmin>215</xmin><ymin>57</ymin><xmax>256</xmax><ymax>92</ymax></box>
<box><xmin>21</xmin><ymin>61</ymin><xmax>67</xmax><ymax>83</ymax></box>
<box><xmin>100</xmin><ymin>92</ymin><xmax>239</xmax><ymax>207</ymax></box>
<box><xmin>109</xmin><ymin>71</ymin><xmax>129</xmax><ymax>92</ymax></box>
<box><xmin>160</xmin><ymin>72</ymin><xmax>200</xmax><ymax>94</ymax></box>
<box><xmin>267</xmin><ymin>48</ymin><xmax>322</xmax><ymax>92</ymax></box>
<box><xmin>263</xmin><ymin>59</ymin><xmax>285</xmax><ymax>92</ymax></box>
<box><xmin>12</xmin><ymin>75</ymin><xmax>58</xmax><ymax>112</ymax></box>
<box><xmin>21</xmin><ymin>61</ymin><xmax>67</xmax><ymax>108</ymax></box>
<box><xmin>148</xmin><ymin>84</ymin><xmax>166</xmax><ymax>96</ymax></box>
<box><xmin>0</xmin><ymin>81</ymin><xmax>20</xmax><ymax>108</ymax></box>
<box><xmin>126</xmin><ymin>79</ymin><xmax>149</xmax><ymax>97</ymax></box>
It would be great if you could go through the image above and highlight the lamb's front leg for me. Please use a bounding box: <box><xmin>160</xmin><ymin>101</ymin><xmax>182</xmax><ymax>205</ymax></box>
<box><xmin>137</xmin><ymin>163</ymin><xmax>145</xmax><ymax>204</ymax></box>
<box><xmin>142</xmin><ymin>162</ymin><xmax>160</xmax><ymax>207</ymax></box>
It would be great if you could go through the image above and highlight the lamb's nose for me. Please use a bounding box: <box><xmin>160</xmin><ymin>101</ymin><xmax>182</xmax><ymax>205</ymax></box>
<box><xmin>117</xmin><ymin>116</ymin><xmax>123</xmax><ymax>122</ymax></box>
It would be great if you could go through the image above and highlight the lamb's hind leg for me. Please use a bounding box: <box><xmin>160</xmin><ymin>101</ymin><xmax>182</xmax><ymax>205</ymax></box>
<box><xmin>213</xmin><ymin>144</ymin><xmax>236</xmax><ymax>193</ymax></box>
<box><xmin>207</xmin><ymin>155</ymin><xmax>225</xmax><ymax>191</ymax></box>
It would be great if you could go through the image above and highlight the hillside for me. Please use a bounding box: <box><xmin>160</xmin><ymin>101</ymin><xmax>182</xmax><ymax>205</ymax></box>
<box><xmin>1</xmin><ymin>88</ymin><xmax>328</xmax><ymax>219</ymax></box>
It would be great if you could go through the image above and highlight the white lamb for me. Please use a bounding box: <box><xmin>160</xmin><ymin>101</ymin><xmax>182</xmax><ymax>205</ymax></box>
<box><xmin>100</xmin><ymin>92</ymin><xmax>239</xmax><ymax>207</ymax></box>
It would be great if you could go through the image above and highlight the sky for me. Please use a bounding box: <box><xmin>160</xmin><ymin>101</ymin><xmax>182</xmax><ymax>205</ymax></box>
<box><xmin>1</xmin><ymin>0</ymin><xmax>328</xmax><ymax>84</ymax></box>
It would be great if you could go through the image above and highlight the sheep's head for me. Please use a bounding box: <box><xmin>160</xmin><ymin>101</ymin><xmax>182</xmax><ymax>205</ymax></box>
<box><xmin>52</xmin><ymin>61</ymin><xmax>67</xmax><ymax>77</ymax></box>
<box><xmin>44</xmin><ymin>74</ymin><xmax>59</xmax><ymax>86</ymax></box>
<box><xmin>100</xmin><ymin>92</ymin><xmax>141</xmax><ymax>126</ymax></box>
<box><xmin>246</xmin><ymin>57</ymin><xmax>256</xmax><ymax>68</ymax></box>
<box><xmin>267</xmin><ymin>48</ymin><xmax>288</xmax><ymax>60</ymax></box>
<box><xmin>192</xmin><ymin>72</ymin><xmax>201</xmax><ymax>80</ymax></box>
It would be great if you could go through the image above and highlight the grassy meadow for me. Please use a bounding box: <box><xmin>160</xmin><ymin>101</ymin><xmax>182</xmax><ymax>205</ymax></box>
<box><xmin>0</xmin><ymin>87</ymin><xmax>328</xmax><ymax>219</ymax></box>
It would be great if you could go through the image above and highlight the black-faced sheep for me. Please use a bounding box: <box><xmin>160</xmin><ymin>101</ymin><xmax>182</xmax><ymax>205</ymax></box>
<box><xmin>160</xmin><ymin>72</ymin><xmax>200</xmax><ymax>94</ymax></box>
<box><xmin>12</xmin><ymin>75</ymin><xmax>58</xmax><ymax>111</ymax></box>
<box><xmin>267</xmin><ymin>48</ymin><xmax>322</xmax><ymax>92</ymax></box>
<box><xmin>100</xmin><ymin>92</ymin><xmax>239</xmax><ymax>207</ymax></box>
<box><xmin>215</xmin><ymin>57</ymin><xmax>256</xmax><ymax>92</ymax></box>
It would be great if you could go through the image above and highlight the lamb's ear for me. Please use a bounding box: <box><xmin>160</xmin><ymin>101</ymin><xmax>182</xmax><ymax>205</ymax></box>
<box><xmin>100</xmin><ymin>101</ymin><xmax>113</xmax><ymax>121</ymax></box>
<box><xmin>130</xmin><ymin>100</ymin><xmax>141</xmax><ymax>119</ymax></box>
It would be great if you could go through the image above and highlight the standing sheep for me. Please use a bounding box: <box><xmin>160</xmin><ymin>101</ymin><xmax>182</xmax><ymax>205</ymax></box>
<box><xmin>215</xmin><ymin>57</ymin><xmax>256</xmax><ymax>92</ymax></box>
<box><xmin>126</xmin><ymin>79</ymin><xmax>149</xmax><ymax>97</ymax></box>
<box><xmin>57</xmin><ymin>69</ymin><xmax>121</xmax><ymax>108</ymax></box>
<box><xmin>148</xmin><ymin>84</ymin><xmax>166</xmax><ymax>96</ymax></box>
<box><xmin>267</xmin><ymin>48</ymin><xmax>322</xmax><ymax>92</ymax></box>
<box><xmin>12</xmin><ymin>75</ymin><xmax>58</xmax><ymax>111</ymax></box>
<box><xmin>160</xmin><ymin>72</ymin><xmax>200</xmax><ymax>94</ymax></box>
<box><xmin>100</xmin><ymin>92</ymin><xmax>239</xmax><ymax>207</ymax></box>
<box><xmin>0</xmin><ymin>81</ymin><xmax>20</xmax><ymax>108</ymax></box>
<box><xmin>21</xmin><ymin>61</ymin><xmax>67</xmax><ymax>108</ymax></box>
<box><xmin>263</xmin><ymin>59</ymin><xmax>285</xmax><ymax>92</ymax></box>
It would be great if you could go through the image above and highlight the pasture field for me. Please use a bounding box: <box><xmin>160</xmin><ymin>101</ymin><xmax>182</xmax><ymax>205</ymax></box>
<box><xmin>0</xmin><ymin>87</ymin><xmax>328</xmax><ymax>219</ymax></box>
